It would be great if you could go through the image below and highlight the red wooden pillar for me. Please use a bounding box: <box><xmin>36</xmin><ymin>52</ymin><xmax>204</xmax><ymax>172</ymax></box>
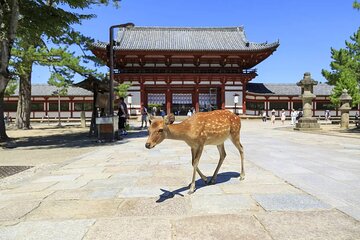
<box><xmin>195</xmin><ymin>85</ymin><xmax>199</xmax><ymax>112</ymax></box>
<box><xmin>221</xmin><ymin>83</ymin><xmax>225</xmax><ymax>110</ymax></box>
<box><xmin>242</xmin><ymin>81</ymin><xmax>247</xmax><ymax>114</ymax></box>
<box><xmin>140</xmin><ymin>77</ymin><xmax>145</xmax><ymax>106</ymax></box>
<box><xmin>166</xmin><ymin>76</ymin><xmax>172</xmax><ymax>114</ymax></box>
<box><xmin>265</xmin><ymin>96</ymin><xmax>269</xmax><ymax>116</ymax></box>
<box><xmin>166</xmin><ymin>87</ymin><xmax>171</xmax><ymax>114</ymax></box>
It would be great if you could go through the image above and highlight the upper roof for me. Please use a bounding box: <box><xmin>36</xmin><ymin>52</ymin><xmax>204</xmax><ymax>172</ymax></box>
<box><xmin>247</xmin><ymin>83</ymin><xmax>333</xmax><ymax>96</ymax></box>
<box><xmin>92</xmin><ymin>26</ymin><xmax>279</xmax><ymax>52</ymax></box>
<box><xmin>12</xmin><ymin>84</ymin><xmax>93</xmax><ymax>96</ymax></box>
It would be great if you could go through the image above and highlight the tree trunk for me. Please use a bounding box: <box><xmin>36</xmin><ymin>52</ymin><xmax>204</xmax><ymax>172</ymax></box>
<box><xmin>0</xmin><ymin>0</ymin><xmax>19</xmax><ymax>141</ymax></box>
<box><xmin>15</xmin><ymin>70</ymin><xmax>32</xmax><ymax>129</ymax></box>
<box><xmin>0</xmin><ymin>90</ymin><xmax>8</xmax><ymax>141</ymax></box>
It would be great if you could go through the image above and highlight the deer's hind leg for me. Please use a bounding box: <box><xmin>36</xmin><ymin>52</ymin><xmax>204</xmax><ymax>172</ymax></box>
<box><xmin>208</xmin><ymin>143</ymin><xmax>226</xmax><ymax>184</ymax></box>
<box><xmin>191</xmin><ymin>148</ymin><xmax>208</xmax><ymax>184</ymax></box>
<box><xmin>230</xmin><ymin>133</ymin><xmax>245</xmax><ymax>181</ymax></box>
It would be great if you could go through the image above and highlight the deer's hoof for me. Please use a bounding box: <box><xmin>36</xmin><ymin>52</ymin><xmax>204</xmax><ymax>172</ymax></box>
<box><xmin>203</xmin><ymin>178</ymin><xmax>208</xmax><ymax>184</ymax></box>
<box><xmin>208</xmin><ymin>178</ymin><xmax>216</xmax><ymax>185</ymax></box>
<box><xmin>188</xmin><ymin>189</ymin><xmax>195</xmax><ymax>194</ymax></box>
<box><xmin>239</xmin><ymin>176</ymin><xmax>245</xmax><ymax>181</ymax></box>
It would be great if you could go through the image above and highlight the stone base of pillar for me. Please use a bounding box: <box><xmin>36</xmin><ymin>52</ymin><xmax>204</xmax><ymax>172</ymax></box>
<box><xmin>294</xmin><ymin>117</ymin><xmax>321</xmax><ymax>131</ymax></box>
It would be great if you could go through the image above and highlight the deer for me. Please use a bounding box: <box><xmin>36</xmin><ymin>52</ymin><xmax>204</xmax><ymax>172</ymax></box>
<box><xmin>145</xmin><ymin>110</ymin><xmax>245</xmax><ymax>194</ymax></box>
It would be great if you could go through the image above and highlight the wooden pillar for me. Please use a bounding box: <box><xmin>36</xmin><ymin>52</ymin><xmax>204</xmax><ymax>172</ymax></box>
<box><xmin>221</xmin><ymin>83</ymin><xmax>225</xmax><ymax>110</ymax></box>
<box><xmin>70</xmin><ymin>97</ymin><xmax>74</xmax><ymax>118</ymax></box>
<box><xmin>140</xmin><ymin>77</ymin><xmax>145</xmax><ymax>106</ymax></box>
<box><xmin>193</xmin><ymin>84</ymin><xmax>199</xmax><ymax>112</ymax></box>
<box><xmin>265</xmin><ymin>96</ymin><xmax>269</xmax><ymax>115</ymax></box>
<box><xmin>166</xmin><ymin>76</ymin><xmax>171</xmax><ymax>114</ymax></box>
<box><xmin>44</xmin><ymin>97</ymin><xmax>48</xmax><ymax>116</ymax></box>
<box><xmin>242</xmin><ymin>81</ymin><xmax>247</xmax><ymax>114</ymax></box>
<box><xmin>166</xmin><ymin>86</ymin><xmax>171</xmax><ymax>114</ymax></box>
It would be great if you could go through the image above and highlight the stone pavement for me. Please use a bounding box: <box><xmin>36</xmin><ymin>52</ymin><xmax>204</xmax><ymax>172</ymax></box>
<box><xmin>0</xmin><ymin>120</ymin><xmax>359</xmax><ymax>239</ymax></box>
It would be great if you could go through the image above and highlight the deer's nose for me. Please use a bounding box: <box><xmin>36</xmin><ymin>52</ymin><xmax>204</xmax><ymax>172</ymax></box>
<box><xmin>145</xmin><ymin>143</ymin><xmax>151</xmax><ymax>149</ymax></box>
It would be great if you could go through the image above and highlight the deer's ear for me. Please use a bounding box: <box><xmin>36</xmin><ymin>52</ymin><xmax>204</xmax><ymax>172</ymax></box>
<box><xmin>148</xmin><ymin>114</ymin><xmax>155</xmax><ymax>124</ymax></box>
<box><xmin>164</xmin><ymin>113</ymin><xmax>175</xmax><ymax>125</ymax></box>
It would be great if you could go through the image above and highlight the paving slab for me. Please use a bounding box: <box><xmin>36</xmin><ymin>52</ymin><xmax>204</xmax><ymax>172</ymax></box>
<box><xmin>10</xmin><ymin>182</ymin><xmax>56</xmax><ymax>193</ymax></box>
<box><xmin>172</xmin><ymin>214</ymin><xmax>272</xmax><ymax>240</ymax></box>
<box><xmin>0</xmin><ymin>200</ymin><xmax>40</xmax><ymax>222</ymax></box>
<box><xmin>254</xmin><ymin>193</ymin><xmax>332</xmax><ymax>211</ymax></box>
<box><xmin>45</xmin><ymin>189</ymin><xmax>94</xmax><ymax>201</ymax></box>
<box><xmin>118</xmin><ymin>186</ymin><xmax>169</xmax><ymax>198</ymax></box>
<box><xmin>255</xmin><ymin>210</ymin><xmax>360</xmax><ymax>240</ymax></box>
<box><xmin>0</xmin><ymin>190</ymin><xmax>54</xmax><ymax>202</ymax></box>
<box><xmin>221</xmin><ymin>183</ymin><xmax>303</xmax><ymax>194</ymax></box>
<box><xmin>0</xmin><ymin>219</ymin><xmax>95</xmax><ymax>240</ymax></box>
<box><xmin>117</xmin><ymin>197</ymin><xmax>191</xmax><ymax>217</ymax></box>
<box><xmin>47</xmin><ymin>179</ymin><xmax>89</xmax><ymax>191</ymax></box>
<box><xmin>83</xmin><ymin>217</ymin><xmax>172</xmax><ymax>240</ymax></box>
<box><xmin>25</xmin><ymin>199</ymin><xmax>123</xmax><ymax>220</ymax></box>
<box><xmin>190</xmin><ymin>194</ymin><xmax>259</xmax><ymax>214</ymax></box>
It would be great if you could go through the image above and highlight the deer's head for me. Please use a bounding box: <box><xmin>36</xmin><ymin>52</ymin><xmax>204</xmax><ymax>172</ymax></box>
<box><xmin>145</xmin><ymin>114</ymin><xmax>175</xmax><ymax>149</ymax></box>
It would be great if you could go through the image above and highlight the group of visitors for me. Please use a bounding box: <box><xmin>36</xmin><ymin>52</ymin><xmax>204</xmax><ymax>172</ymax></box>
<box><xmin>261</xmin><ymin>109</ymin><xmax>303</xmax><ymax>125</ymax></box>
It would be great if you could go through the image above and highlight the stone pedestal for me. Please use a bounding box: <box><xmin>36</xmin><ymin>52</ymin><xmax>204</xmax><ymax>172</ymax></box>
<box><xmin>294</xmin><ymin>72</ymin><xmax>321</xmax><ymax>131</ymax></box>
<box><xmin>295</xmin><ymin>118</ymin><xmax>320</xmax><ymax>130</ymax></box>
<box><xmin>339</xmin><ymin>89</ymin><xmax>352</xmax><ymax>129</ymax></box>
<box><xmin>96</xmin><ymin>116</ymin><xmax>119</xmax><ymax>142</ymax></box>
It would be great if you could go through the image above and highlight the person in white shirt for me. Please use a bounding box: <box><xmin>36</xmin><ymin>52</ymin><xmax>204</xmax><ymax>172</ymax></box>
<box><xmin>290</xmin><ymin>109</ymin><xmax>296</xmax><ymax>125</ymax></box>
<box><xmin>187</xmin><ymin>109</ymin><xmax>192</xmax><ymax>117</ymax></box>
<box><xmin>280</xmin><ymin>109</ymin><xmax>286</xmax><ymax>125</ymax></box>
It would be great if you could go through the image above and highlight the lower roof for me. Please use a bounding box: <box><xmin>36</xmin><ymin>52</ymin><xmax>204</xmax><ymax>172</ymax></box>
<box><xmin>246</xmin><ymin>83</ymin><xmax>333</xmax><ymax>96</ymax></box>
<box><xmin>11</xmin><ymin>84</ymin><xmax>93</xmax><ymax>97</ymax></box>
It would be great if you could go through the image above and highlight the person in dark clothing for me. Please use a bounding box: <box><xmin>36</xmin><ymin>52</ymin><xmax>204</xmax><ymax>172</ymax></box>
<box><xmin>117</xmin><ymin>97</ymin><xmax>128</xmax><ymax>136</ymax></box>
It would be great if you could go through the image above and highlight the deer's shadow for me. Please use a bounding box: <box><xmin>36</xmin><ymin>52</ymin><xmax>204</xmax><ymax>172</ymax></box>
<box><xmin>156</xmin><ymin>171</ymin><xmax>240</xmax><ymax>203</ymax></box>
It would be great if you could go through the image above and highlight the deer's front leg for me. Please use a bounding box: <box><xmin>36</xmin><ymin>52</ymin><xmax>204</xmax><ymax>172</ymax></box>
<box><xmin>189</xmin><ymin>146</ymin><xmax>204</xmax><ymax>194</ymax></box>
<box><xmin>191</xmin><ymin>148</ymin><xmax>207</xmax><ymax>184</ymax></box>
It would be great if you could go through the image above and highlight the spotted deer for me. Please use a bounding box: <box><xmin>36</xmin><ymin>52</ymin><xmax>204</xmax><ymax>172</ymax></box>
<box><xmin>145</xmin><ymin>110</ymin><xmax>245</xmax><ymax>194</ymax></box>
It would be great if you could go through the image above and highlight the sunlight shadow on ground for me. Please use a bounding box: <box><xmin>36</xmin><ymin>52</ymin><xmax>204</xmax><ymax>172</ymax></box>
<box><xmin>156</xmin><ymin>171</ymin><xmax>240</xmax><ymax>203</ymax></box>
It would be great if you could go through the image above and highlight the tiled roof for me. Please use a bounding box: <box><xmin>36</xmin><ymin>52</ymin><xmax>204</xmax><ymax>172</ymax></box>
<box><xmin>92</xmin><ymin>26</ymin><xmax>279</xmax><ymax>51</ymax></box>
<box><xmin>12</xmin><ymin>84</ymin><xmax>93</xmax><ymax>96</ymax></box>
<box><xmin>247</xmin><ymin>83</ymin><xmax>333</xmax><ymax>96</ymax></box>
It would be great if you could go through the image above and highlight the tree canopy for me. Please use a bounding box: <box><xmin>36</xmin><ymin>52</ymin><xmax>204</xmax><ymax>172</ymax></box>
<box><xmin>0</xmin><ymin>0</ymin><xmax>120</xmax><ymax>139</ymax></box>
<box><xmin>322</xmin><ymin>2</ymin><xmax>360</xmax><ymax>107</ymax></box>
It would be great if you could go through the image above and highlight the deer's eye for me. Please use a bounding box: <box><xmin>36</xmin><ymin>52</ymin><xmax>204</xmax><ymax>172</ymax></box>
<box><xmin>158</xmin><ymin>129</ymin><xmax>163</xmax><ymax>133</ymax></box>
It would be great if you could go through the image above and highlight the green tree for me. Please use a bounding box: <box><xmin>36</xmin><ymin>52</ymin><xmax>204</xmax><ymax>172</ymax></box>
<box><xmin>114</xmin><ymin>84</ymin><xmax>131</xmax><ymax>99</ymax></box>
<box><xmin>330</xmin><ymin>69</ymin><xmax>360</xmax><ymax>106</ymax></box>
<box><xmin>0</xmin><ymin>0</ymin><xmax>119</xmax><ymax>140</ymax></box>
<box><xmin>0</xmin><ymin>0</ymin><xmax>19</xmax><ymax>140</ymax></box>
<box><xmin>4</xmin><ymin>79</ymin><xmax>17</xmax><ymax>96</ymax></box>
<box><xmin>354</xmin><ymin>0</ymin><xmax>360</xmax><ymax>10</ymax></box>
<box><xmin>322</xmin><ymin>2</ymin><xmax>360</xmax><ymax>107</ymax></box>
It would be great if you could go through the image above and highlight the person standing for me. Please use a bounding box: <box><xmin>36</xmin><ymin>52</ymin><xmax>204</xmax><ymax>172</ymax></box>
<box><xmin>271</xmin><ymin>109</ymin><xmax>276</xmax><ymax>124</ymax></box>
<box><xmin>118</xmin><ymin>97</ymin><xmax>128</xmax><ymax>136</ymax></box>
<box><xmin>290</xmin><ymin>109</ymin><xmax>296</xmax><ymax>125</ymax></box>
<box><xmin>325</xmin><ymin>110</ymin><xmax>330</xmax><ymax>122</ymax></box>
<box><xmin>187</xmin><ymin>109</ymin><xmax>192</xmax><ymax>117</ymax></box>
<box><xmin>280</xmin><ymin>109</ymin><xmax>286</xmax><ymax>125</ymax></box>
<box><xmin>262</xmin><ymin>111</ymin><xmax>267</xmax><ymax>122</ymax></box>
<box><xmin>140</xmin><ymin>104</ymin><xmax>148</xmax><ymax>129</ymax></box>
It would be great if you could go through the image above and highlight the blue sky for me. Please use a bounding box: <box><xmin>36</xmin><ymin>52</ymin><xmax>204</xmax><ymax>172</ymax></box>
<box><xmin>32</xmin><ymin>0</ymin><xmax>359</xmax><ymax>84</ymax></box>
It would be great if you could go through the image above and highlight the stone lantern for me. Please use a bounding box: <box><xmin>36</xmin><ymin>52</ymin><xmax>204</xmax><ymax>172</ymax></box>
<box><xmin>339</xmin><ymin>89</ymin><xmax>352</xmax><ymax>129</ymax></box>
<box><xmin>294</xmin><ymin>72</ymin><xmax>321</xmax><ymax>130</ymax></box>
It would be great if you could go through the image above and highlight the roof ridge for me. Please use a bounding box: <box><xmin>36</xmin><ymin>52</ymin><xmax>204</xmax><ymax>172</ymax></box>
<box><xmin>121</xmin><ymin>26</ymin><xmax>244</xmax><ymax>31</ymax></box>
